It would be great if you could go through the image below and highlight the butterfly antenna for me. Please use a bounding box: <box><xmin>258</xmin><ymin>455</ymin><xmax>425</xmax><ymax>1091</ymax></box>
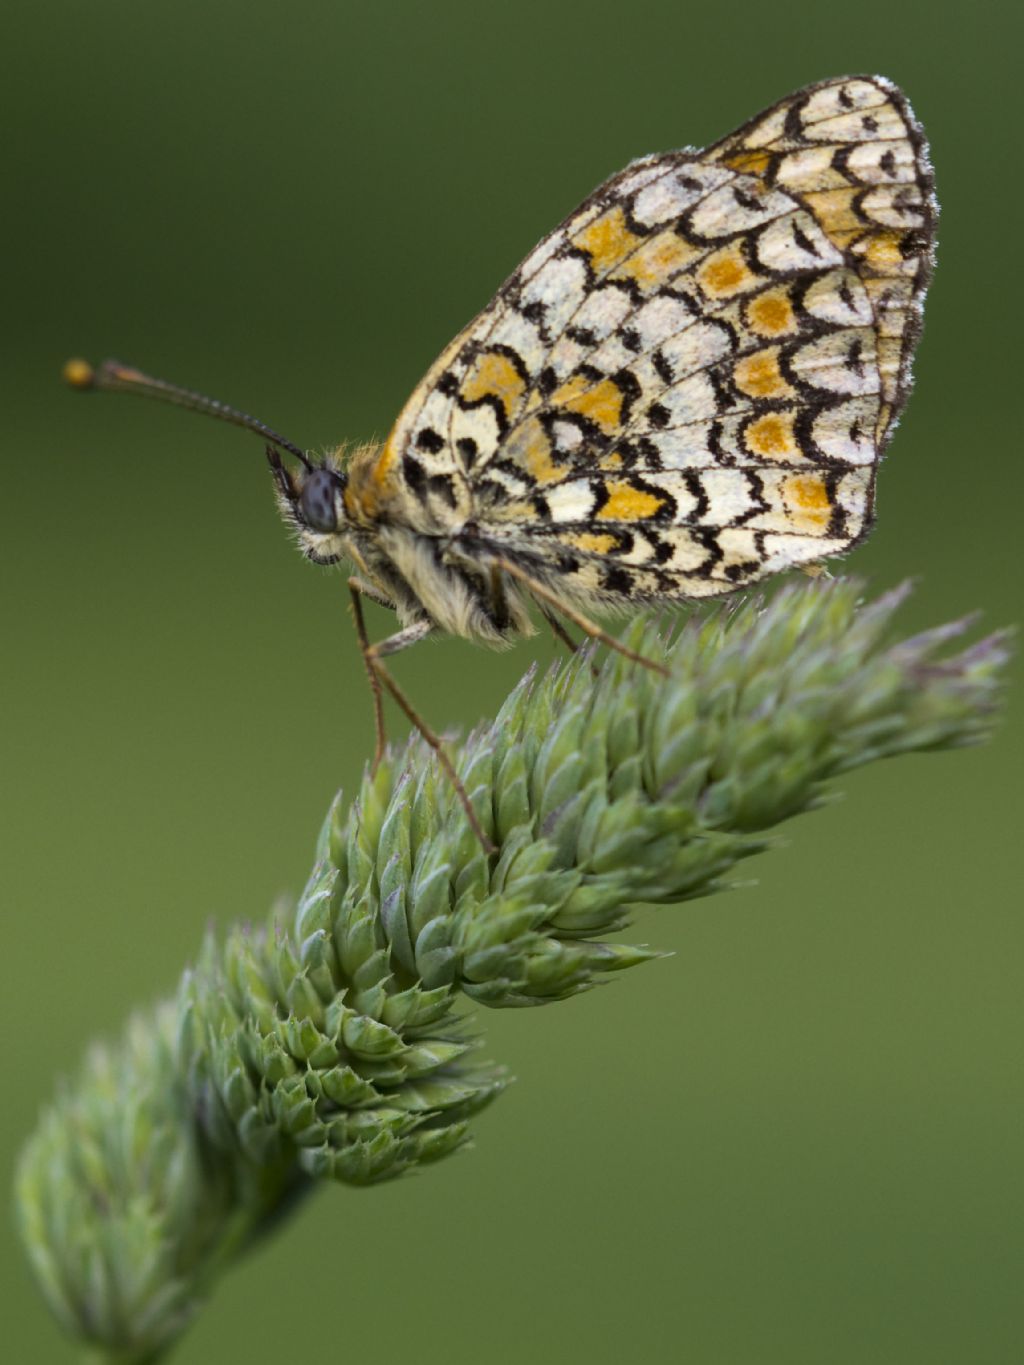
<box><xmin>62</xmin><ymin>357</ymin><xmax>312</xmax><ymax>469</ymax></box>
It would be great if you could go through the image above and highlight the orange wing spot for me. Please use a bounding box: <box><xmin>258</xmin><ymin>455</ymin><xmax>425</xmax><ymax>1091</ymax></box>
<box><xmin>784</xmin><ymin>474</ymin><xmax>832</xmax><ymax>532</ymax></box>
<box><xmin>460</xmin><ymin>349</ymin><xmax>527</xmax><ymax>420</ymax></box>
<box><xmin>747</xmin><ymin>289</ymin><xmax>797</xmax><ymax>336</ymax></box>
<box><xmin>722</xmin><ymin>150</ymin><xmax>771</xmax><ymax>177</ymax></box>
<box><xmin>803</xmin><ymin>188</ymin><xmax>862</xmax><ymax>239</ymax></box>
<box><xmin>505</xmin><ymin>416</ymin><xmax>565</xmax><ymax>485</ymax></box>
<box><xmin>825</xmin><ymin>228</ymin><xmax>863</xmax><ymax>251</ymax></box>
<box><xmin>551</xmin><ymin>374</ymin><xmax>624</xmax><ymax>434</ymax></box>
<box><xmin>876</xmin><ymin>336</ymin><xmax>902</xmax><ymax>386</ymax></box>
<box><xmin>875</xmin><ymin>401</ymin><xmax>893</xmax><ymax>442</ymax></box>
<box><xmin>613</xmin><ymin>230</ymin><xmax>702</xmax><ymax>290</ymax></box>
<box><xmin>698</xmin><ymin>244</ymin><xmax>758</xmax><ymax>298</ymax></box>
<box><xmin>734</xmin><ymin>349</ymin><xmax>793</xmax><ymax>399</ymax></box>
<box><xmin>597</xmin><ymin>479</ymin><xmax>666</xmax><ymax>521</ymax></box>
<box><xmin>574</xmin><ymin>531</ymin><xmax>620</xmax><ymax>554</ymax></box>
<box><xmin>573</xmin><ymin>204</ymin><xmax>643</xmax><ymax>273</ymax></box>
<box><xmin>862</xmin><ymin>230</ymin><xmax>905</xmax><ymax>271</ymax></box>
<box><xmin>745</xmin><ymin>412</ymin><xmax>798</xmax><ymax>459</ymax></box>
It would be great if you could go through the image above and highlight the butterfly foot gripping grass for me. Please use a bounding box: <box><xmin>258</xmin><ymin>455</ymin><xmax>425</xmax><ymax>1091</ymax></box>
<box><xmin>66</xmin><ymin>74</ymin><xmax>935</xmax><ymax>848</ymax></box>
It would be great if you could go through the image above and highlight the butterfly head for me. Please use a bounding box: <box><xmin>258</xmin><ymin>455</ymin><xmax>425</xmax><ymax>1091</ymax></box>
<box><xmin>267</xmin><ymin>447</ymin><xmax>351</xmax><ymax>564</ymax></box>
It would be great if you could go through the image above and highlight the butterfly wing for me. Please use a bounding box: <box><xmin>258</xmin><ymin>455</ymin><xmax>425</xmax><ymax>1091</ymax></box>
<box><xmin>364</xmin><ymin>75</ymin><xmax>935</xmax><ymax>599</ymax></box>
<box><xmin>704</xmin><ymin>73</ymin><xmax>934</xmax><ymax>445</ymax></box>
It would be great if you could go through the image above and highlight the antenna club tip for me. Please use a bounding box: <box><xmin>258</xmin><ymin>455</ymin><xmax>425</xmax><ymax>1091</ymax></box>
<box><xmin>62</xmin><ymin>358</ymin><xmax>97</xmax><ymax>390</ymax></box>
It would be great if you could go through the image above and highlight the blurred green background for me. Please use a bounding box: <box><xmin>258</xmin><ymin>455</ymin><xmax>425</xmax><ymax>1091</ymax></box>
<box><xmin>3</xmin><ymin>1</ymin><xmax>1020</xmax><ymax>1360</ymax></box>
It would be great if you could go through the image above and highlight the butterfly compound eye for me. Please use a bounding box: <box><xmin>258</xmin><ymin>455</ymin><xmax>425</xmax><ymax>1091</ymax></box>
<box><xmin>299</xmin><ymin>468</ymin><xmax>341</xmax><ymax>533</ymax></box>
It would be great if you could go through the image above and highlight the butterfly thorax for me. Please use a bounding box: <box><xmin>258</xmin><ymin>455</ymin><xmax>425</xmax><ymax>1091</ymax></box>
<box><xmin>344</xmin><ymin>433</ymin><xmax>473</xmax><ymax>535</ymax></box>
<box><xmin>281</xmin><ymin>441</ymin><xmax>535</xmax><ymax>646</ymax></box>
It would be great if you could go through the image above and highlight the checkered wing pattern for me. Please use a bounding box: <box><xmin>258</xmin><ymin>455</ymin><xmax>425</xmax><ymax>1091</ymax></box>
<box><xmin>370</xmin><ymin>75</ymin><xmax>935</xmax><ymax>600</ymax></box>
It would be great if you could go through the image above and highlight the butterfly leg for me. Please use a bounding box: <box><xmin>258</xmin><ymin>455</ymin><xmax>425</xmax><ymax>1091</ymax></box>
<box><xmin>349</xmin><ymin>577</ymin><xmax>435</xmax><ymax>765</ymax></box>
<box><xmin>536</xmin><ymin>603</ymin><xmax>605</xmax><ymax>680</ymax></box>
<box><xmin>537</xmin><ymin>603</ymin><xmax>579</xmax><ymax>655</ymax></box>
<box><xmin>348</xmin><ymin>580</ymin><xmax>495</xmax><ymax>855</ymax></box>
<box><xmin>487</xmin><ymin>564</ymin><xmax>512</xmax><ymax>633</ymax></box>
<box><xmin>493</xmin><ymin>557</ymin><xmax>669</xmax><ymax>678</ymax></box>
<box><xmin>348</xmin><ymin>578</ymin><xmax>399</xmax><ymax>768</ymax></box>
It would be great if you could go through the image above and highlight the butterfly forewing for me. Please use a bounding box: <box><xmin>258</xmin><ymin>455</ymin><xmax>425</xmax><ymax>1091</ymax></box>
<box><xmin>371</xmin><ymin>75</ymin><xmax>935</xmax><ymax>600</ymax></box>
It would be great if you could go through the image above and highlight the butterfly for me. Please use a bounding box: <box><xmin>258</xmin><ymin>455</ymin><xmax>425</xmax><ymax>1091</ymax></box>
<box><xmin>66</xmin><ymin>74</ymin><xmax>936</xmax><ymax>849</ymax></box>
